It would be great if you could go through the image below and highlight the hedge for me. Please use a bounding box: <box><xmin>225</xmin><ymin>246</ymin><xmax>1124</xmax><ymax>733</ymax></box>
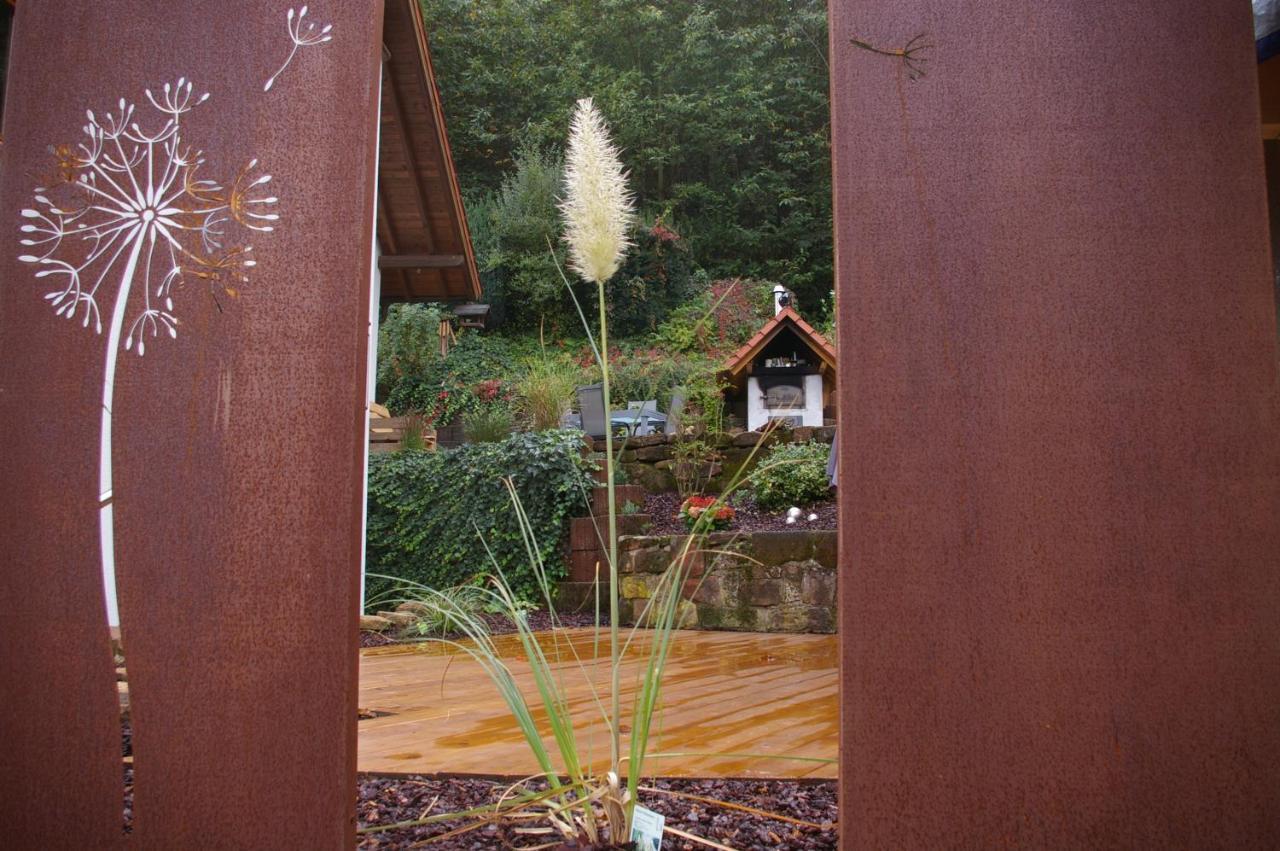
<box><xmin>366</xmin><ymin>429</ymin><xmax>592</xmax><ymax>605</ymax></box>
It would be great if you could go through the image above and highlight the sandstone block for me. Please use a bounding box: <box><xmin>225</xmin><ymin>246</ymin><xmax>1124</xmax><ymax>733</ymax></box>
<box><xmin>377</xmin><ymin>611</ymin><xmax>417</xmax><ymax>628</ymax></box>
<box><xmin>360</xmin><ymin>615</ymin><xmax>392</xmax><ymax>632</ymax></box>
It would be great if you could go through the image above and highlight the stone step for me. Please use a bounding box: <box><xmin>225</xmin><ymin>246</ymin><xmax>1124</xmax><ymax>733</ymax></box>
<box><xmin>554</xmin><ymin>580</ymin><xmax>611</xmax><ymax>613</ymax></box>
<box><xmin>590</xmin><ymin>484</ymin><xmax>648</xmax><ymax>516</ymax></box>
<box><xmin>570</xmin><ymin>514</ymin><xmax>652</xmax><ymax>551</ymax></box>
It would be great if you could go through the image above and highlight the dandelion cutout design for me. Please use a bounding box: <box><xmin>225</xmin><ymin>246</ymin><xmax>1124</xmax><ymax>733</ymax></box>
<box><xmin>17</xmin><ymin>78</ymin><xmax>279</xmax><ymax>625</ymax></box>
<box><xmin>264</xmin><ymin>6</ymin><xmax>333</xmax><ymax>92</ymax></box>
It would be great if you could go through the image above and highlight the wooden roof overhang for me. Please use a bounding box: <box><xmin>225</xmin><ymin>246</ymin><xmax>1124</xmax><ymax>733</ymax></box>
<box><xmin>377</xmin><ymin>0</ymin><xmax>481</xmax><ymax>303</ymax></box>
<box><xmin>722</xmin><ymin>308</ymin><xmax>837</xmax><ymax>389</ymax></box>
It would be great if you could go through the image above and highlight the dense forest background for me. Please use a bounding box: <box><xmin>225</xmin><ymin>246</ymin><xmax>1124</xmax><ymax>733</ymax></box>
<box><xmin>419</xmin><ymin>0</ymin><xmax>834</xmax><ymax>330</ymax></box>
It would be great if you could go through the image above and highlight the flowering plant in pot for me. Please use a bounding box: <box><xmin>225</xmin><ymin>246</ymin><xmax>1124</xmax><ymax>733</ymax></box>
<box><xmin>679</xmin><ymin>495</ymin><xmax>735</xmax><ymax>531</ymax></box>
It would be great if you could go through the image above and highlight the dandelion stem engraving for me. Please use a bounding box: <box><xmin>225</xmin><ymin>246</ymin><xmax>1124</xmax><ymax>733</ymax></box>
<box><xmin>264</xmin><ymin>5</ymin><xmax>334</xmax><ymax>92</ymax></box>
<box><xmin>850</xmin><ymin>33</ymin><xmax>931</xmax><ymax>80</ymax></box>
<box><xmin>18</xmin><ymin>79</ymin><xmax>278</xmax><ymax>625</ymax></box>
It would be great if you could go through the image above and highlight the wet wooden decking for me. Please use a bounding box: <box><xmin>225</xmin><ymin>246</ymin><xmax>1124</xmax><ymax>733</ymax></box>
<box><xmin>358</xmin><ymin>628</ymin><xmax>837</xmax><ymax>779</ymax></box>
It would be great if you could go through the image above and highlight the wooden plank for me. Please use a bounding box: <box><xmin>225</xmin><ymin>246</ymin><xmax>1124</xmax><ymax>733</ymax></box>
<box><xmin>357</xmin><ymin>629</ymin><xmax>838</xmax><ymax>779</ymax></box>
<box><xmin>379</xmin><ymin>253</ymin><xmax>465</xmax><ymax>269</ymax></box>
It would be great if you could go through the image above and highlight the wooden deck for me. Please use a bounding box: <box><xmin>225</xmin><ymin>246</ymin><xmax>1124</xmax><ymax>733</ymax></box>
<box><xmin>358</xmin><ymin>628</ymin><xmax>837</xmax><ymax>779</ymax></box>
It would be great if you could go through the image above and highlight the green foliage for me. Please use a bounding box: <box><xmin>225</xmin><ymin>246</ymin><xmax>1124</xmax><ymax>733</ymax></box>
<box><xmin>602</xmin><ymin>346</ymin><xmax>713</xmax><ymax>411</ymax></box>
<box><xmin>413</xmin><ymin>584</ymin><xmax>487</xmax><ymax>637</ymax></box>
<box><xmin>651</xmin><ymin>278</ymin><xmax>776</xmax><ymax>356</ymax></box>
<box><xmin>381</xmin><ymin>328</ymin><xmax>519</xmax><ymax>425</ymax></box>
<box><xmin>672</xmin><ymin>439</ymin><xmax>720</xmax><ymax>498</ymax></box>
<box><xmin>751</xmin><ymin>440</ymin><xmax>833</xmax><ymax>510</ymax></box>
<box><xmin>473</xmin><ymin>141</ymin><xmax>706</xmax><ymax>335</ymax></box>
<box><xmin>365</xmin><ymin>429</ymin><xmax>592</xmax><ymax>604</ymax></box>
<box><xmin>377</xmin><ymin>302</ymin><xmax>445</xmax><ymax>401</ymax></box>
<box><xmin>400</xmin><ymin>412</ymin><xmax>430</xmax><ymax>451</ymax></box>
<box><xmin>602</xmin><ymin>222</ymin><xmax>704</xmax><ymax>337</ymax></box>
<box><xmin>483</xmin><ymin>143</ymin><xmax>579</xmax><ymax>328</ymax></box>
<box><xmin>678</xmin><ymin>369</ymin><xmax>727</xmax><ymax>438</ymax></box>
<box><xmin>463</xmin><ymin>403</ymin><xmax>517</xmax><ymax>443</ymax></box>
<box><xmin>816</xmin><ymin>288</ymin><xmax>837</xmax><ymax>343</ymax></box>
<box><xmin>420</xmin><ymin>0</ymin><xmax>833</xmax><ymax>317</ymax></box>
<box><xmin>517</xmin><ymin>357</ymin><xmax>581</xmax><ymax>431</ymax></box>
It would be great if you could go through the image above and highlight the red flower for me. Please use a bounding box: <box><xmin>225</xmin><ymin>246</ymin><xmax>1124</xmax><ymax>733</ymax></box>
<box><xmin>679</xmin><ymin>495</ymin><xmax>735</xmax><ymax>530</ymax></box>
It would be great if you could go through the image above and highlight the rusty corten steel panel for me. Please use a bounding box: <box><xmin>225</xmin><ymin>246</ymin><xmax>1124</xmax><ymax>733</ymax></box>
<box><xmin>0</xmin><ymin>1</ymin><xmax>383</xmax><ymax>847</ymax></box>
<box><xmin>830</xmin><ymin>1</ymin><xmax>1280</xmax><ymax>846</ymax></box>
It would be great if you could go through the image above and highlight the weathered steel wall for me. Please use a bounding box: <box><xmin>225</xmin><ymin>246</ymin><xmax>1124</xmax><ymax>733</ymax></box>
<box><xmin>0</xmin><ymin>2</ymin><xmax>383</xmax><ymax>847</ymax></box>
<box><xmin>830</xmin><ymin>1</ymin><xmax>1280</xmax><ymax>846</ymax></box>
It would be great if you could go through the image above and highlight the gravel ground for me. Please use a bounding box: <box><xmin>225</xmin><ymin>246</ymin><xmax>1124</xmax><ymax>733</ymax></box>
<box><xmin>357</xmin><ymin>774</ymin><xmax>837</xmax><ymax>850</ymax></box>
<box><xmin>644</xmin><ymin>492</ymin><xmax>836</xmax><ymax>536</ymax></box>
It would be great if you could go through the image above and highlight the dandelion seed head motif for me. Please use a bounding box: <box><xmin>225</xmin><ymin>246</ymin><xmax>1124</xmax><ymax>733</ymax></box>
<box><xmin>17</xmin><ymin>78</ymin><xmax>278</xmax><ymax>356</ymax></box>
<box><xmin>264</xmin><ymin>6</ymin><xmax>334</xmax><ymax>92</ymax></box>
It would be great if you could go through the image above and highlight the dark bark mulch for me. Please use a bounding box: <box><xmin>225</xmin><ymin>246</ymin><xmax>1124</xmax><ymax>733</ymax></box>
<box><xmin>361</xmin><ymin>610</ymin><xmax>609</xmax><ymax>649</ymax></box>
<box><xmin>357</xmin><ymin>774</ymin><xmax>836</xmax><ymax>850</ymax></box>
<box><xmin>644</xmin><ymin>492</ymin><xmax>836</xmax><ymax>537</ymax></box>
<box><xmin>123</xmin><ymin>726</ymin><xmax>834</xmax><ymax>847</ymax></box>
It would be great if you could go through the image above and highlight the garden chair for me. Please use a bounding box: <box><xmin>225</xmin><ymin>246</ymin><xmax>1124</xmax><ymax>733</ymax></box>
<box><xmin>576</xmin><ymin>384</ymin><xmax>608</xmax><ymax>438</ymax></box>
<box><xmin>664</xmin><ymin>389</ymin><xmax>686</xmax><ymax>435</ymax></box>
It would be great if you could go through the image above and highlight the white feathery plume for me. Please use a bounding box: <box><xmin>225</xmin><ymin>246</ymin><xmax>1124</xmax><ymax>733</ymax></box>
<box><xmin>559</xmin><ymin>97</ymin><xmax>635</xmax><ymax>284</ymax></box>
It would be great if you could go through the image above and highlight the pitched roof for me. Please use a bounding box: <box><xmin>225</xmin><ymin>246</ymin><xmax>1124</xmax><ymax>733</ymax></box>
<box><xmin>376</xmin><ymin>0</ymin><xmax>481</xmax><ymax>303</ymax></box>
<box><xmin>722</xmin><ymin>307</ymin><xmax>837</xmax><ymax>378</ymax></box>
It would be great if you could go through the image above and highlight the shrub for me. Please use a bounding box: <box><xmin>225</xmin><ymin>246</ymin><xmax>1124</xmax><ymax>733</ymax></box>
<box><xmin>751</xmin><ymin>440</ymin><xmax>832</xmax><ymax>510</ymax></box>
<box><xmin>484</xmin><ymin>143</ymin><xmax>586</xmax><ymax>329</ymax></box>
<box><xmin>602</xmin><ymin>221</ymin><xmax>704</xmax><ymax>337</ymax></box>
<box><xmin>376</xmin><ymin>303</ymin><xmax>445</xmax><ymax>401</ymax></box>
<box><xmin>365</xmin><ymin>429</ymin><xmax>592</xmax><ymax>603</ymax></box>
<box><xmin>652</xmin><ymin>278</ymin><xmax>776</xmax><ymax>357</ymax></box>
<box><xmin>672</xmin><ymin>440</ymin><xmax>720</xmax><ymax>498</ymax></box>
<box><xmin>601</xmin><ymin>347</ymin><xmax>714</xmax><ymax>411</ymax></box>
<box><xmin>382</xmin><ymin>330</ymin><xmax>518</xmax><ymax>425</ymax></box>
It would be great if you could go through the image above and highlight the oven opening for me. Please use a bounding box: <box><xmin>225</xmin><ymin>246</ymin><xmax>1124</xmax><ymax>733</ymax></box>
<box><xmin>761</xmin><ymin>377</ymin><xmax>805</xmax><ymax>410</ymax></box>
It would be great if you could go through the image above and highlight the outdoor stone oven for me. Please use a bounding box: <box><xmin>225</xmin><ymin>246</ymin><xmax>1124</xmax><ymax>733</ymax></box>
<box><xmin>722</xmin><ymin>306</ymin><xmax>837</xmax><ymax>432</ymax></box>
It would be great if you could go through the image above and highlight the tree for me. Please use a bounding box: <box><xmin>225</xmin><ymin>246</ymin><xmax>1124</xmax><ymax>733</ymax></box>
<box><xmin>419</xmin><ymin>0</ymin><xmax>833</xmax><ymax>318</ymax></box>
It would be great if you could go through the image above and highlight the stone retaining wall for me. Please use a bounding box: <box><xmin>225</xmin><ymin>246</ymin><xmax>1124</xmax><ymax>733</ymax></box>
<box><xmin>617</xmin><ymin>529</ymin><xmax>837</xmax><ymax>633</ymax></box>
<box><xmin>592</xmin><ymin>426</ymin><xmax>836</xmax><ymax>493</ymax></box>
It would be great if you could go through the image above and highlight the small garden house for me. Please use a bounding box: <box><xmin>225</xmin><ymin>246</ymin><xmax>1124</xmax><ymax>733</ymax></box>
<box><xmin>722</xmin><ymin>292</ymin><xmax>837</xmax><ymax>431</ymax></box>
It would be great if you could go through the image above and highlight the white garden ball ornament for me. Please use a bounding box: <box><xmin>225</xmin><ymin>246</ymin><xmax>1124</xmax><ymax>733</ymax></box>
<box><xmin>785</xmin><ymin>516</ymin><xmax>797</xmax><ymax>525</ymax></box>
<box><xmin>808</xmin><ymin>513</ymin><xmax>819</xmax><ymax>522</ymax></box>
<box><xmin>787</xmin><ymin>506</ymin><xmax>803</xmax><ymax>519</ymax></box>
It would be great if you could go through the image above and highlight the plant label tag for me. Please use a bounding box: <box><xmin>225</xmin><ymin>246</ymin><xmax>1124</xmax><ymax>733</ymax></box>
<box><xmin>630</xmin><ymin>805</ymin><xmax>665</xmax><ymax>851</ymax></box>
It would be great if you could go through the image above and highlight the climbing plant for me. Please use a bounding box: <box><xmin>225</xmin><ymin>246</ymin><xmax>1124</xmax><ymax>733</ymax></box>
<box><xmin>365</xmin><ymin>429</ymin><xmax>592</xmax><ymax>604</ymax></box>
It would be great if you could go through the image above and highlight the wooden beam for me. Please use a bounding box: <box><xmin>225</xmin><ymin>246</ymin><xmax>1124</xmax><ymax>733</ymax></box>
<box><xmin>407</xmin><ymin>0</ymin><xmax>481</xmax><ymax>300</ymax></box>
<box><xmin>378</xmin><ymin>253</ymin><xmax>465</xmax><ymax>269</ymax></box>
<box><xmin>375</xmin><ymin>192</ymin><xmax>399</xmax><ymax>256</ymax></box>
<box><xmin>383</xmin><ymin>53</ymin><xmax>437</xmax><ymax>253</ymax></box>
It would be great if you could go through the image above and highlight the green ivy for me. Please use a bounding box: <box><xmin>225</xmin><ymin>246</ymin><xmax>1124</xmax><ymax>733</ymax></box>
<box><xmin>751</xmin><ymin>440</ymin><xmax>833</xmax><ymax>511</ymax></box>
<box><xmin>365</xmin><ymin>429</ymin><xmax>592</xmax><ymax>605</ymax></box>
<box><xmin>382</xmin><ymin>330</ymin><xmax>519</xmax><ymax>424</ymax></box>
